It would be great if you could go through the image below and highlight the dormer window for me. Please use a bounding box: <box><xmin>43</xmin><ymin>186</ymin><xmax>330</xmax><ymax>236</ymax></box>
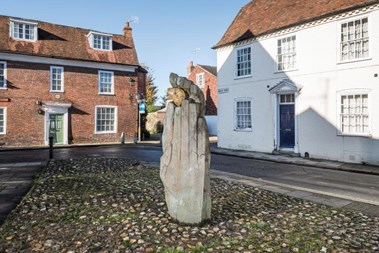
<box><xmin>88</xmin><ymin>31</ymin><xmax>112</xmax><ymax>51</ymax></box>
<box><xmin>10</xmin><ymin>19</ymin><xmax>38</xmax><ymax>42</ymax></box>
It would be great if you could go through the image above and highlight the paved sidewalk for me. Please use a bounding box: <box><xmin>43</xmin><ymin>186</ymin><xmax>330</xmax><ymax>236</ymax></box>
<box><xmin>0</xmin><ymin>162</ymin><xmax>44</xmax><ymax>226</ymax></box>
<box><xmin>139</xmin><ymin>161</ymin><xmax>379</xmax><ymax>216</ymax></box>
<box><xmin>212</xmin><ymin>170</ymin><xmax>379</xmax><ymax>217</ymax></box>
<box><xmin>211</xmin><ymin>146</ymin><xmax>379</xmax><ymax>176</ymax></box>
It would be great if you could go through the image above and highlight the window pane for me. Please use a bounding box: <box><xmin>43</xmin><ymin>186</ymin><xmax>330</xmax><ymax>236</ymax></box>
<box><xmin>18</xmin><ymin>24</ymin><xmax>23</xmax><ymax>38</ymax></box>
<box><xmin>93</xmin><ymin>35</ymin><xmax>102</xmax><ymax>49</ymax></box>
<box><xmin>0</xmin><ymin>63</ymin><xmax>4</xmax><ymax>88</ymax></box>
<box><xmin>340</xmin><ymin>18</ymin><xmax>369</xmax><ymax>61</ymax></box>
<box><xmin>196</xmin><ymin>73</ymin><xmax>205</xmax><ymax>87</ymax></box>
<box><xmin>0</xmin><ymin>108</ymin><xmax>4</xmax><ymax>133</ymax></box>
<box><xmin>102</xmin><ymin>36</ymin><xmax>110</xmax><ymax>50</ymax></box>
<box><xmin>340</xmin><ymin>93</ymin><xmax>369</xmax><ymax>134</ymax></box>
<box><xmin>236</xmin><ymin>100</ymin><xmax>251</xmax><ymax>129</ymax></box>
<box><xmin>93</xmin><ymin>35</ymin><xmax>111</xmax><ymax>50</ymax></box>
<box><xmin>99</xmin><ymin>72</ymin><xmax>113</xmax><ymax>93</ymax></box>
<box><xmin>12</xmin><ymin>22</ymin><xmax>35</xmax><ymax>40</ymax></box>
<box><xmin>236</xmin><ymin>48</ymin><xmax>251</xmax><ymax>77</ymax></box>
<box><xmin>51</xmin><ymin>67</ymin><xmax>63</xmax><ymax>91</ymax></box>
<box><xmin>277</xmin><ymin>36</ymin><xmax>296</xmax><ymax>70</ymax></box>
<box><xmin>96</xmin><ymin>107</ymin><xmax>115</xmax><ymax>132</ymax></box>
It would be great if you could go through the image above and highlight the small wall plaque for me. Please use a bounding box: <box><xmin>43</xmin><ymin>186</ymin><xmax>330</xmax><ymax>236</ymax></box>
<box><xmin>218</xmin><ymin>88</ymin><xmax>229</xmax><ymax>94</ymax></box>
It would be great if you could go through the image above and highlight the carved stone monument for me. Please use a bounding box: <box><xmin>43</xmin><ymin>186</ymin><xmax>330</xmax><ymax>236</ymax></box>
<box><xmin>160</xmin><ymin>73</ymin><xmax>211</xmax><ymax>224</ymax></box>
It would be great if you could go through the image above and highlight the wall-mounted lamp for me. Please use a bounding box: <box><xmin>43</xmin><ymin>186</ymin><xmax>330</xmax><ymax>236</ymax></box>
<box><xmin>37</xmin><ymin>108</ymin><xmax>44</xmax><ymax>115</ymax></box>
<box><xmin>36</xmin><ymin>100</ymin><xmax>42</xmax><ymax>106</ymax></box>
<box><xmin>129</xmin><ymin>77</ymin><xmax>136</xmax><ymax>86</ymax></box>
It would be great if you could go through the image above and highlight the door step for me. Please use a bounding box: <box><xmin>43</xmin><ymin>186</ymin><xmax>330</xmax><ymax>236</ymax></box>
<box><xmin>272</xmin><ymin>150</ymin><xmax>300</xmax><ymax>157</ymax></box>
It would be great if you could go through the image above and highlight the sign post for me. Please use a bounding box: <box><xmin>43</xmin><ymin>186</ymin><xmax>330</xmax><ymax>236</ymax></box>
<box><xmin>138</xmin><ymin>101</ymin><xmax>146</xmax><ymax>142</ymax></box>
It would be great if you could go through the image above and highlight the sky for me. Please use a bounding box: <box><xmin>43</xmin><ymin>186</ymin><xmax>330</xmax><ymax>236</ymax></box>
<box><xmin>1</xmin><ymin>0</ymin><xmax>250</xmax><ymax>103</ymax></box>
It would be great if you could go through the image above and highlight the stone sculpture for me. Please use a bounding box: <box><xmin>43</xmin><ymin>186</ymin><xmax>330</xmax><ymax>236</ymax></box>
<box><xmin>160</xmin><ymin>73</ymin><xmax>211</xmax><ymax>224</ymax></box>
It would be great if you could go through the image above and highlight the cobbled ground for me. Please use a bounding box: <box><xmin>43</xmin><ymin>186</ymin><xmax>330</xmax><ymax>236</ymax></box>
<box><xmin>0</xmin><ymin>158</ymin><xmax>378</xmax><ymax>253</ymax></box>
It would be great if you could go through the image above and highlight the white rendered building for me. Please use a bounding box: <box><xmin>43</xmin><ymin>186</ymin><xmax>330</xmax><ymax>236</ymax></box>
<box><xmin>213</xmin><ymin>0</ymin><xmax>379</xmax><ymax>165</ymax></box>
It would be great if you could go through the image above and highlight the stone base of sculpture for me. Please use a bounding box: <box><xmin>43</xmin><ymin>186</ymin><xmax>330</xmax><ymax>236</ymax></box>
<box><xmin>160</xmin><ymin>74</ymin><xmax>211</xmax><ymax>224</ymax></box>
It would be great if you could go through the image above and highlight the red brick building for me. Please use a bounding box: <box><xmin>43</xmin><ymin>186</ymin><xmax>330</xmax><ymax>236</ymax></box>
<box><xmin>0</xmin><ymin>16</ymin><xmax>146</xmax><ymax>147</ymax></box>
<box><xmin>187</xmin><ymin>61</ymin><xmax>217</xmax><ymax>116</ymax></box>
<box><xmin>187</xmin><ymin>61</ymin><xmax>218</xmax><ymax>135</ymax></box>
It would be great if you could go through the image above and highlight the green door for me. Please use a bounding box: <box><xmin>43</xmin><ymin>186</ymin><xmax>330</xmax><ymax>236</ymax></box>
<box><xmin>49</xmin><ymin>114</ymin><xmax>64</xmax><ymax>144</ymax></box>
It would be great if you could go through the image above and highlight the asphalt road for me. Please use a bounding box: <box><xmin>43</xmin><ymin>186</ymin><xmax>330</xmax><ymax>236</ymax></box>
<box><xmin>0</xmin><ymin>144</ymin><xmax>378</xmax><ymax>205</ymax></box>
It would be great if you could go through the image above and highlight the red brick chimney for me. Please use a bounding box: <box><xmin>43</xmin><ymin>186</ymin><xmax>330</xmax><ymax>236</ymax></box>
<box><xmin>123</xmin><ymin>22</ymin><xmax>132</xmax><ymax>37</ymax></box>
<box><xmin>187</xmin><ymin>61</ymin><xmax>194</xmax><ymax>77</ymax></box>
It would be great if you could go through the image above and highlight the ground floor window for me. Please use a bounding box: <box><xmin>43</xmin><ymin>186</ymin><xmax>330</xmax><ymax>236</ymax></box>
<box><xmin>95</xmin><ymin>106</ymin><xmax>117</xmax><ymax>133</ymax></box>
<box><xmin>235</xmin><ymin>99</ymin><xmax>252</xmax><ymax>130</ymax></box>
<box><xmin>0</xmin><ymin>107</ymin><xmax>6</xmax><ymax>134</ymax></box>
<box><xmin>340</xmin><ymin>93</ymin><xmax>369</xmax><ymax>134</ymax></box>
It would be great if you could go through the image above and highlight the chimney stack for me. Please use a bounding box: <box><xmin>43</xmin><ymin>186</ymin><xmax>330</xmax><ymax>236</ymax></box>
<box><xmin>187</xmin><ymin>61</ymin><xmax>194</xmax><ymax>77</ymax></box>
<box><xmin>123</xmin><ymin>22</ymin><xmax>132</xmax><ymax>37</ymax></box>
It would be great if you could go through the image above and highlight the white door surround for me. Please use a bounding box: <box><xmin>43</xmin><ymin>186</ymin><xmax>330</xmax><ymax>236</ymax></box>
<box><xmin>43</xmin><ymin>102</ymin><xmax>71</xmax><ymax>145</ymax></box>
<box><xmin>269</xmin><ymin>79</ymin><xmax>300</xmax><ymax>153</ymax></box>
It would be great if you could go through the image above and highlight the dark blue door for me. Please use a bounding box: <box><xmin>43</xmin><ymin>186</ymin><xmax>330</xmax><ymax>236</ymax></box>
<box><xmin>280</xmin><ymin>104</ymin><xmax>295</xmax><ymax>148</ymax></box>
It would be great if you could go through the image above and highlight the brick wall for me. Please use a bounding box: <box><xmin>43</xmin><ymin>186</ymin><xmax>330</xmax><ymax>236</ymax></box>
<box><xmin>0</xmin><ymin>60</ymin><xmax>145</xmax><ymax>147</ymax></box>
<box><xmin>188</xmin><ymin>66</ymin><xmax>218</xmax><ymax>115</ymax></box>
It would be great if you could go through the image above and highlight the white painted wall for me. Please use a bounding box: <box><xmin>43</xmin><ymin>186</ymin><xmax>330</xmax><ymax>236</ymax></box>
<box><xmin>216</xmin><ymin>7</ymin><xmax>379</xmax><ymax>165</ymax></box>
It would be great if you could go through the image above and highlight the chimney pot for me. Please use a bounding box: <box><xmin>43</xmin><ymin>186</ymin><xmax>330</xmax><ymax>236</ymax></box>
<box><xmin>123</xmin><ymin>22</ymin><xmax>132</xmax><ymax>37</ymax></box>
<box><xmin>187</xmin><ymin>61</ymin><xmax>195</xmax><ymax>77</ymax></box>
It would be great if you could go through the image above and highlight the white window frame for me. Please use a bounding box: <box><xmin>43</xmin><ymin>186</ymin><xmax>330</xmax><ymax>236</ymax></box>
<box><xmin>339</xmin><ymin>16</ymin><xmax>370</xmax><ymax>63</ymax></box>
<box><xmin>0</xmin><ymin>61</ymin><xmax>7</xmax><ymax>89</ymax></box>
<box><xmin>95</xmin><ymin>106</ymin><xmax>117</xmax><ymax>134</ymax></box>
<box><xmin>235</xmin><ymin>46</ymin><xmax>252</xmax><ymax>78</ymax></box>
<box><xmin>50</xmin><ymin>66</ymin><xmax>64</xmax><ymax>92</ymax></box>
<box><xmin>9</xmin><ymin>19</ymin><xmax>38</xmax><ymax>42</ymax></box>
<box><xmin>234</xmin><ymin>98</ymin><xmax>252</xmax><ymax>131</ymax></box>
<box><xmin>277</xmin><ymin>35</ymin><xmax>297</xmax><ymax>71</ymax></box>
<box><xmin>196</xmin><ymin>73</ymin><xmax>205</xmax><ymax>88</ymax></box>
<box><xmin>98</xmin><ymin>70</ymin><xmax>114</xmax><ymax>95</ymax></box>
<box><xmin>0</xmin><ymin>107</ymin><xmax>6</xmax><ymax>135</ymax></box>
<box><xmin>88</xmin><ymin>32</ymin><xmax>113</xmax><ymax>51</ymax></box>
<box><xmin>279</xmin><ymin>94</ymin><xmax>295</xmax><ymax>105</ymax></box>
<box><xmin>337</xmin><ymin>89</ymin><xmax>371</xmax><ymax>136</ymax></box>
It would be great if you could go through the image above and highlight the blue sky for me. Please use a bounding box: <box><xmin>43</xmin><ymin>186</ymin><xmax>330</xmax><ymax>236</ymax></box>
<box><xmin>1</xmin><ymin>0</ymin><xmax>250</xmax><ymax>102</ymax></box>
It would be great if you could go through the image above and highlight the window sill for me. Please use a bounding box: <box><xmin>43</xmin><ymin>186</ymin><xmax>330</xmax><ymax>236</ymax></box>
<box><xmin>234</xmin><ymin>128</ymin><xmax>252</xmax><ymax>132</ymax></box>
<box><xmin>91</xmin><ymin>47</ymin><xmax>112</xmax><ymax>52</ymax></box>
<box><xmin>337</xmin><ymin>57</ymin><xmax>372</xmax><ymax>65</ymax></box>
<box><xmin>11</xmin><ymin>37</ymin><xmax>37</xmax><ymax>42</ymax></box>
<box><xmin>95</xmin><ymin>131</ymin><xmax>117</xmax><ymax>134</ymax></box>
<box><xmin>234</xmin><ymin>75</ymin><xmax>252</xmax><ymax>80</ymax></box>
<box><xmin>98</xmin><ymin>93</ymin><xmax>115</xmax><ymax>96</ymax></box>
<box><xmin>0</xmin><ymin>87</ymin><xmax>8</xmax><ymax>90</ymax></box>
<box><xmin>50</xmin><ymin>90</ymin><xmax>64</xmax><ymax>93</ymax></box>
<box><xmin>274</xmin><ymin>68</ymin><xmax>298</xmax><ymax>74</ymax></box>
<box><xmin>337</xmin><ymin>133</ymin><xmax>371</xmax><ymax>138</ymax></box>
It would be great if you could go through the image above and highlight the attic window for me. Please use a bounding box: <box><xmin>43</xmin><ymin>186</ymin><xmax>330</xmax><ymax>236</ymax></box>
<box><xmin>10</xmin><ymin>19</ymin><xmax>38</xmax><ymax>42</ymax></box>
<box><xmin>88</xmin><ymin>32</ymin><xmax>112</xmax><ymax>51</ymax></box>
<box><xmin>196</xmin><ymin>73</ymin><xmax>205</xmax><ymax>88</ymax></box>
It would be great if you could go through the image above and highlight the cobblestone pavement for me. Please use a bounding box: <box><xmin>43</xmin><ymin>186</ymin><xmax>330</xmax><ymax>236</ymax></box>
<box><xmin>0</xmin><ymin>158</ymin><xmax>378</xmax><ymax>253</ymax></box>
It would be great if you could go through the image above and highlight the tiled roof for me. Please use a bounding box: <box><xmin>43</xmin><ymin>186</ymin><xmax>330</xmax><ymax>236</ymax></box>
<box><xmin>214</xmin><ymin>0</ymin><xmax>379</xmax><ymax>49</ymax></box>
<box><xmin>198</xmin><ymin>65</ymin><xmax>217</xmax><ymax>76</ymax></box>
<box><xmin>0</xmin><ymin>15</ymin><xmax>139</xmax><ymax>66</ymax></box>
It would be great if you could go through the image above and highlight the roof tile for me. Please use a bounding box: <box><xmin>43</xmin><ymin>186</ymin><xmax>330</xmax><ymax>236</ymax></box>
<box><xmin>0</xmin><ymin>16</ymin><xmax>139</xmax><ymax>66</ymax></box>
<box><xmin>214</xmin><ymin>0</ymin><xmax>379</xmax><ymax>49</ymax></box>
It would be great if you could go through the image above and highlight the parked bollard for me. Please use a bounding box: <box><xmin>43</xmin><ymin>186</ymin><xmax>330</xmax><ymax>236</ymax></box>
<box><xmin>133</xmin><ymin>133</ymin><xmax>138</xmax><ymax>144</ymax></box>
<box><xmin>49</xmin><ymin>136</ymin><xmax>54</xmax><ymax>160</ymax></box>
